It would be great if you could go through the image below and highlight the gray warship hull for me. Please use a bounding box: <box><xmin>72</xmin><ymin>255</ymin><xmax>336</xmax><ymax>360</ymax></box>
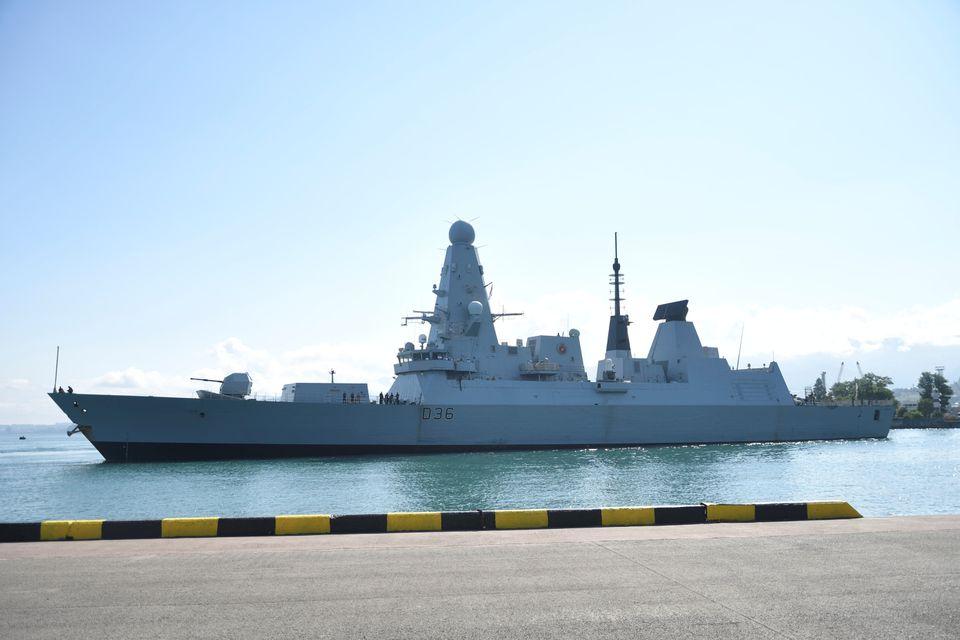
<box><xmin>51</xmin><ymin>392</ymin><xmax>892</xmax><ymax>462</ymax></box>
<box><xmin>49</xmin><ymin>221</ymin><xmax>895</xmax><ymax>462</ymax></box>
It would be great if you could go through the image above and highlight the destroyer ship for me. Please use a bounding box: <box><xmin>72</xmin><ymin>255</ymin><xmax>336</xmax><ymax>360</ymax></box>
<box><xmin>50</xmin><ymin>221</ymin><xmax>892</xmax><ymax>461</ymax></box>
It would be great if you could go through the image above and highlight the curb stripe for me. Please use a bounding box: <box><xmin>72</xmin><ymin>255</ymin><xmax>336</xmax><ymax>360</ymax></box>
<box><xmin>275</xmin><ymin>514</ymin><xmax>330</xmax><ymax>535</ymax></box>
<box><xmin>494</xmin><ymin>509</ymin><xmax>548</xmax><ymax>529</ymax></box>
<box><xmin>548</xmin><ymin>509</ymin><xmax>601</xmax><ymax>528</ymax></box>
<box><xmin>40</xmin><ymin>520</ymin><xmax>104</xmax><ymax>541</ymax></box>
<box><xmin>0</xmin><ymin>501</ymin><xmax>864</xmax><ymax>543</ymax></box>
<box><xmin>330</xmin><ymin>513</ymin><xmax>387</xmax><ymax>534</ymax></box>
<box><xmin>705</xmin><ymin>504</ymin><xmax>756</xmax><ymax>523</ymax></box>
<box><xmin>755</xmin><ymin>503</ymin><xmax>807</xmax><ymax>522</ymax></box>
<box><xmin>440</xmin><ymin>510</ymin><xmax>483</xmax><ymax>531</ymax></box>
<box><xmin>807</xmin><ymin>501</ymin><xmax>861</xmax><ymax>520</ymax></box>
<box><xmin>601</xmin><ymin>507</ymin><xmax>655</xmax><ymax>527</ymax></box>
<box><xmin>161</xmin><ymin>517</ymin><xmax>219</xmax><ymax>538</ymax></box>
<box><xmin>0</xmin><ymin>522</ymin><xmax>41</xmax><ymax>543</ymax></box>
<box><xmin>654</xmin><ymin>505</ymin><xmax>706</xmax><ymax>525</ymax></box>
<box><xmin>102</xmin><ymin>520</ymin><xmax>162</xmax><ymax>539</ymax></box>
<box><xmin>387</xmin><ymin>512</ymin><xmax>442</xmax><ymax>532</ymax></box>
<box><xmin>217</xmin><ymin>517</ymin><xmax>275</xmax><ymax>537</ymax></box>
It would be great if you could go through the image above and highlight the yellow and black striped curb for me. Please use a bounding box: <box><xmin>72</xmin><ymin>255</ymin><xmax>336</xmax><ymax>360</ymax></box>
<box><xmin>0</xmin><ymin>501</ymin><xmax>860</xmax><ymax>542</ymax></box>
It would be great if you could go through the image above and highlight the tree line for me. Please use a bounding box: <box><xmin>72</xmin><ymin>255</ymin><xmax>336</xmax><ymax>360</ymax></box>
<box><xmin>809</xmin><ymin>370</ymin><xmax>954</xmax><ymax>418</ymax></box>
<box><xmin>811</xmin><ymin>372</ymin><xmax>894</xmax><ymax>404</ymax></box>
<box><xmin>900</xmin><ymin>371</ymin><xmax>954</xmax><ymax>419</ymax></box>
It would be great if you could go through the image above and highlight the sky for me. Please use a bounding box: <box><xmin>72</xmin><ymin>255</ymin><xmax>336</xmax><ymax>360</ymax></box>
<box><xmin>1</xmin><ymin>1</ymin><xmax>958</xmax><ymax>423</ymax></box>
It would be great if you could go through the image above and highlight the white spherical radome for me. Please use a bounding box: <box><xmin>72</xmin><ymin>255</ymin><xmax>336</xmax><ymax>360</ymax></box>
<box><xmin>448</xmin><ymin>220</ymin><xmax>476</xmax><ymax>245</ymax></box>
<box><xmin>468</xmin><ymin>300</ymin><xmax>483</xmax><ymax>316</ymax></box>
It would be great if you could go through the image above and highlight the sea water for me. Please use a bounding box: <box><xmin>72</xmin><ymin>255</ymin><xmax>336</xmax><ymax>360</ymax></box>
<box><xmin>1</xmin><ymin>425</ymin><xmax>957</xmax><ymax>522</ymax></box>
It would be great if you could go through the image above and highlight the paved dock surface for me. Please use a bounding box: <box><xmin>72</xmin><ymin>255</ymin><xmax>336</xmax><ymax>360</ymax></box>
<box><xmin>1</xmin><ymin>515</ymin><xmax>958</xmax><ymax>639</ymax></box>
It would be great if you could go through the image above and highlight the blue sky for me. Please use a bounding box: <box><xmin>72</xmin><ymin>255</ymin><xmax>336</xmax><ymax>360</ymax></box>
<box><xmin>2</xmin><ymin>1</ymin><xmax>958</xmax><ymax>423</ymax></box>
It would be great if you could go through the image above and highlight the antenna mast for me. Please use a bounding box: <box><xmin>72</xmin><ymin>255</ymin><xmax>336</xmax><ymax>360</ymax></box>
<box><xmin>612</xmin><ymin>232</ymin><xmax>622</xmax><ymax>317</ymax></box>
<box><xmin>735</xmin><ymin>325</ymin><xmax>744</xmax><ymax>370</ymax></box>
<box><xmin>53</xmin><ymin>346</ymin><xmax>60</xmax><ymax>392</ymax></box>
<box><xmin>604</xmin><ymin>232</ymin><xmax>631</xmax><ymax>353</ymax></box>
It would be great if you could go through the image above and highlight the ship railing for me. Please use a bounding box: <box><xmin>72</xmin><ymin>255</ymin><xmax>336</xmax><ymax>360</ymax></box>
<box><xmin>398</xmin><ymin>350</ymin><xmax>452</xmax><ymax>363</ymax></box>
<box><xmin>796</xmin><ymin>397</ymin><xmax>895</xmax><ymax>407</ymax></box>
<box><xmin>247</xmin><ymin>394</ymin><xmax>283</xmax><ymax>402</ymax></box>
<box><xmin>245</xmin><ymin>393</ymin><xmax>421</xmax><ymax>405</ymax></box>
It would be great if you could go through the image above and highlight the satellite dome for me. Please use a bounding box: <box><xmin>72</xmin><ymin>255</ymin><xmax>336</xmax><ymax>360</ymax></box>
<box><xmin>468</xmin><ymin>300</ymin><xmax>483</xmax><ymax>316</ymax></box>
<box><xmin>449</xmin><ymin>220</ymin><xmax>475</xmax><ymax>245</ymax></box>
<box><xmin>569</xmin><ymin>328</ymin><xmax>580</xmax><ymax>338</ymax></box>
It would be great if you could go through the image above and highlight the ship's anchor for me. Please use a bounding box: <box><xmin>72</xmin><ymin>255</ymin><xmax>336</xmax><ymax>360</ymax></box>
<box><xmin>66</xmin><ymin>425</ymin><xmax>90</xmax><ymax>437</ymax></box>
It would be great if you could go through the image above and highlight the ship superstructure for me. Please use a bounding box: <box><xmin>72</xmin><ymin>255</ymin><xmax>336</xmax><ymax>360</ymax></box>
<box><xmin>388</xmin><ymin>221</ymin><xmax>793</xmax><ymax>409</ymax></box>
<box><xmin>49</xmin><ymin>221</ymin><xmax>891</xmax><ymax>462</ymax></box>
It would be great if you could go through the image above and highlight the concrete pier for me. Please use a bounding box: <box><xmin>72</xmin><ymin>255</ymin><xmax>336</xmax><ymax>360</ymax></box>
<box><xmin>2</xmin><ymin>515</ymin><xmax>958</xmax><ymax>639</ymax></box>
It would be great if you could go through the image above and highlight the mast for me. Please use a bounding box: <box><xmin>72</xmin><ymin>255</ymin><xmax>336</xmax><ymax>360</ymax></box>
<box><xmin>53</xmin><ymin>345</ymin><xmax>60</xmax><ymax>392</ymax></box>
<box><xmin>605</xmin><ymin>233</ymin><xmax>631</xmax><ymax>354</ymax></box>
<box><xmin>613</xmin><ymin>233</ymin><xmax>622</xmax><ymax>317</ymax></box>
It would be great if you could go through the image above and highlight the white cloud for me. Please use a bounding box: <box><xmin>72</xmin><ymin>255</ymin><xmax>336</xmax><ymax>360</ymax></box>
<box><xmin>199</xmin><ymin>338</ymin><xmax>393</xmax><ymax>399</ymax></box>
<box><xmin>209</xmin><ymin>337</ymin><xmax>271</xmax><ymax>370</ymax></box>
<box><xmin>0</xmin><ymin>378</ymin><xmax>30</xmax><ymax>390</ymax></box>
<box><xmin>697</xmin><ymin>298</ymin><xmax>960</xmax><ymax>363</ymax></box>
<box><xmin>90</xmin><ymin>367</ymin><xmax>180</xmax><ymax>391</ymax></box>
<box><xmin>77</xmin><ymin>338</ymin><xmax>396</xmax><ymax>402</ymax></box>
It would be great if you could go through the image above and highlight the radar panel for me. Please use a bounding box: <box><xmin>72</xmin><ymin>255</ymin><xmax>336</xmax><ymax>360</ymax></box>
<box><xmin>653</xmin><ymin>299</ymin><xmax>689</xmax><ymax>322</ymax></box>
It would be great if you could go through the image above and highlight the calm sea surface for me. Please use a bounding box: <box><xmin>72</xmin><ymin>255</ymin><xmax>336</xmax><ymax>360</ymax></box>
<box><xmin>1</xmin><ymin>426</ymin><xmax>958</xmax><ymax>522</ymax></box>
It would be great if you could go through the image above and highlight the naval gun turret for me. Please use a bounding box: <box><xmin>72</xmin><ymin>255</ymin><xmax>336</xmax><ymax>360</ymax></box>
<box><xmin>192</xmin><ymin>372</ymin><xmax>252</xmax><ymax>399</ymax></box>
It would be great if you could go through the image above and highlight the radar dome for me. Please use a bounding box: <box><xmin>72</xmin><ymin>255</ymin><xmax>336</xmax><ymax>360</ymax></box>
<box><xmin>569</xmin><ymin>328</ymin><xmax>580</xmax><ymax>338</ymax></box>
<box><xmin>468</xmin><ymin>300</ymin><xmax>483</xmax><ymax>316</ymax></box>
<box><xmin>448</xmin><ymin>220</ymin><xmax>475</xmax><ymax>245</ymax></box>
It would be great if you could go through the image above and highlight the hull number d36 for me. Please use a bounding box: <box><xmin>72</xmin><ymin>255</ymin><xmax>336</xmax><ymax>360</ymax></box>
<box><xmin>422</xmin><ymin>407</ymin><xmax>455</xmax><ymax>420</ymax></box>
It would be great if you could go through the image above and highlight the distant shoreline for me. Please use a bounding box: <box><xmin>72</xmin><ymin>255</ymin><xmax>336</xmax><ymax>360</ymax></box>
<box><xmin>0</xmin><ymin>424</ymin><xmax>71</xmax><ymax>431</ymax></box>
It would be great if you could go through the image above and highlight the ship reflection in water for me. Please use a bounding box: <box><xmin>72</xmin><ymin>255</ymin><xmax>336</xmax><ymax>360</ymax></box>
<box><xmin>1</xmin><ymin>426</ymin><xmax>958</xmax><ymax>522</ymax></box>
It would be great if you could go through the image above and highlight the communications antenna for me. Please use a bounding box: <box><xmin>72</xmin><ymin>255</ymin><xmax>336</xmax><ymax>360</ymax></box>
<box><xmin>735</xmin><ymin>325</ymin><xmax>744</xmax><ymax>370</ymax></box>
<box><xmin>605</xmin><ymin>232</ymin><xmax>632</xmax><ymax>353</ymax></box>
<box><xmin>52</xmin><ymin>346</ymin><xmax>60</xmax><ymax>392</ymax></box>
